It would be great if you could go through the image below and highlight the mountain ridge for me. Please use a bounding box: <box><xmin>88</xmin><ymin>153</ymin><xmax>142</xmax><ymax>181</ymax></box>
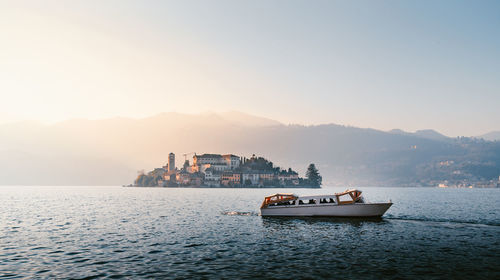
<box><xmin>0</xmin><ymin>111</ymin><xmax>498</xmax><ymax>186</ymax></box>
<box><xmin>388</xmin><ymin>128</ymin><xmax>451</xmax><ymax>142</ymax></box>
<box><xmin>478</xmin><ymin>131</ymin><xmax>500</xmax><ymax>141</ymax></box>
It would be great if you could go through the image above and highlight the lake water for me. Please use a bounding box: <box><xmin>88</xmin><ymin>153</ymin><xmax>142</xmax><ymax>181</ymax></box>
<box><xmin>1</xmin><ymin>186</ymin><xmax>499</xmax><ymax>279</ymax></box>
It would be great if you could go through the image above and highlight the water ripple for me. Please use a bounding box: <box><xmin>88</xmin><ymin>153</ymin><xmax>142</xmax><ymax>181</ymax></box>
<box><xmin>0</xmin><ymin>186</ymin><xmax>498</xmax><ymax>279</ymax></box>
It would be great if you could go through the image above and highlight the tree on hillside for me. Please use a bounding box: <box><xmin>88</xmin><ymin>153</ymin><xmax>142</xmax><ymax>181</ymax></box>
<box><xmin>134</xmin><ymin>174</ymin><xmax>147</xmax><ymax>186</ymax></box>
<box><xmin>306</xmin><ymin>163</ymin><xmax>322</xmax><ymax>186</ymax></box>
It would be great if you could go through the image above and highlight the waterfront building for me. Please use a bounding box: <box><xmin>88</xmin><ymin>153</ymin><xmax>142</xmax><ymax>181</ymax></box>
<box><xmin>222</xmin><ymin>154</ymin><xmax>241</xmax><ymax>170</ymax></box>
<box><xmin>190</xmin><ymin>176</ymin><xmax>203</xmax><ymax>187</ymax></box>
<box><xmin>164</xmin><ymin>170</ymin><xmax>177</xmax><ymax>182</ymax></box>
<box><xmin>207</xmin><ymin>163</ymin><xmax>230</xmax><ymax>172</ymax></box>
<box><xmin>204</xmin><ymin>177</ymin><xmax>221</xmax><ymax>187</ymax></box>
<box><xmin>193</xmin><ymin>154</ymin><xmax>241</xmax><ymax>170</ymax></box>
<box><xmin>204</xmin><ymin>168</ymin><xmax>221</xmax><ymax>181</ymax></box>
<box><xmin>186</xmin><ymin>165</ymin><xmax>197</xmax><ymax>173</ymax></box>
<box><xmin>278</xmin><ymin>171</ymin><xmax>299</xmax><ymax>185</ymax></box>
<box><xmin>231</xmin><ymin>173</ymin><xmax>241</xmax><ymax>185</ymax></box>
<box><xmin>193</xmin><ymin>163</ymin><xmax>229</xmax><ymax>173</ymax></box>
<box><xmin>168</xmin><ymin>152</ymin><xmax>175</xmax><ymax>171</ymax></box>
<box><xmin>137</xmin><ymin>152</ymin><xmax>308</xmax><ymax>188</ymax></box>
<box><xmin>176</xmin><ymin>170</ymin><xmax>191</xmax><ymax>185</ymax></box>
<box><xmin>204</xmin><ymin>168</ymin><xmax>221</xmax><ymax>186</ymax></box>
<box><xmin>221</xmin><ymin>172</ymin><xmax>242</xmax><ymax>186</ymax></box>
<box><xmin>242</xmin><ymin>172</ymin><xmax>260</xmax><ymax>186</ymax></box>
<box><xmin>193</xmin><ymin>154</ymin><xmax>225</xmax><ymax>166</ymax></box>
<box><xmin>259</xmin><ymin>172</ymin><xmax>275</xmax><ymax>181</ymax></box>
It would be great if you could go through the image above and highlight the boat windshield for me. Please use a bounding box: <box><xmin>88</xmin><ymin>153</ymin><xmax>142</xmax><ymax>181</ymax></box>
<box><xmin>335</xmin><ymin>189</ymin><xmax>363</xmax><ymax>205</ymax></box>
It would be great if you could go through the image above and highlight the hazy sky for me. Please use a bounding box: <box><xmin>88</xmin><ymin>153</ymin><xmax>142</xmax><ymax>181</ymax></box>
<box><xmin>1</xmin><ymin>0</ymin><xmax>499</xmax><ymax>136</ymax></box>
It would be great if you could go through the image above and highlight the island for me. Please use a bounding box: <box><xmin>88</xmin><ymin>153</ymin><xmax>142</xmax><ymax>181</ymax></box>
<box><xmin>129</xmin><ymin>153</ymin><xmax>322</xmax><ymax>188</ymax></box>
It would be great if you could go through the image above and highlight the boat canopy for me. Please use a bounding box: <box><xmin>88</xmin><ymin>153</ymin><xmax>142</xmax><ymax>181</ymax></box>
<box><xmin>334</xmin><ymin>189</ymin><xmax>361</xmax><ymax>197</ymax></box>
<box><xmin>261</xmin><ymin>193</ymin><xmax>298</xmax><ymax>209</ymax></box>
<box><xmin>335</xmin><ymin>189</ymin><xmax>363</xmax><ymax>204</ymax></box>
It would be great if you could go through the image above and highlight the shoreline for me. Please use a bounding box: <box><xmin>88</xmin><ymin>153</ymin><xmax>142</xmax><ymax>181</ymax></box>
<box><xmin>123</xmin><ymin>185</ymin><xmax>321</xmax><ymax>189</ymax></box>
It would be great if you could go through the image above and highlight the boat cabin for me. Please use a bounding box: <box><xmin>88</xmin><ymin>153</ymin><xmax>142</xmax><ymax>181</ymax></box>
<box><xmin>261</xmin><ymin>189</ymin><xmax>364</xmax><ymax>209</ymax></box>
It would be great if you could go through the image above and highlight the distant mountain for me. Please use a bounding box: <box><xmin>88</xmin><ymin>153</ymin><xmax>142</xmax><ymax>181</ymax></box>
<box><xmin>133</xmin><ymin>111</ymin><xmax>281</xmax><ymax>127</ymax></box>
<box><xmin>389</xmin><ymin>129</ymin><xmax>450</xmax><ymax>142</ymax></box>
<box><xmin>388</xmin><ymin>129</ymin><xmax>409</xmax><ymax>136</ymax></box>
<box><xmin>218</xmin><ymin>111</ymin><xmax>282</xmax><ymax>127</ymax></box>
<box><xmin>414</xmin><ymin>129</ymin><xmax>450</xmax><ymax>142</ymax></box>
<box><xmin>0</xmin><ymin>112</ymin><xmax>499</xmax><ymax>186</ymax></box>
<box><xmin>478</xmin><ymin>131</ymin><xmax>500</xmax><ymax>141</ymax></box>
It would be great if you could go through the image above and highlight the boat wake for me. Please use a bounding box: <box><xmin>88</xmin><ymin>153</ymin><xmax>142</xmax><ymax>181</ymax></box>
<box><xmin>220</xmin><ymin>211</ymin><xmax>499</xmax><ymax>227</ymax></box>
<box><xmin>221</xmin><ymin>211</ymin><xmax>258</xmax><ymax>216</ymax></box>
<box><xmin>385</xmin><ymin>215</ymin><xmax>500</xmax><ymax>227</ymax></box>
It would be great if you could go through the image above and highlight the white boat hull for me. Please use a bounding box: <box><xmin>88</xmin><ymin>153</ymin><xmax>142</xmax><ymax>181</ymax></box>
<box><xmin>260</xmin><ymin>203</ymin><xmax>392</xmax><ymax>217</ymax></box>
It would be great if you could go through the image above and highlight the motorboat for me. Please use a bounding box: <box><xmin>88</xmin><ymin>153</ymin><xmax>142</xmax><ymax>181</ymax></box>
<box><xmin>260</xmin><ymin>189</ymin><xmax>392</xmax><ymax>217</ymax></box>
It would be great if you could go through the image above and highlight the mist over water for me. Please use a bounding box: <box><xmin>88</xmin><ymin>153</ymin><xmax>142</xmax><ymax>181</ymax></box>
<box><xmin>1</xmin><ymin>186</ymin><xmax>499</xmax><ymax>279</ymax></box>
